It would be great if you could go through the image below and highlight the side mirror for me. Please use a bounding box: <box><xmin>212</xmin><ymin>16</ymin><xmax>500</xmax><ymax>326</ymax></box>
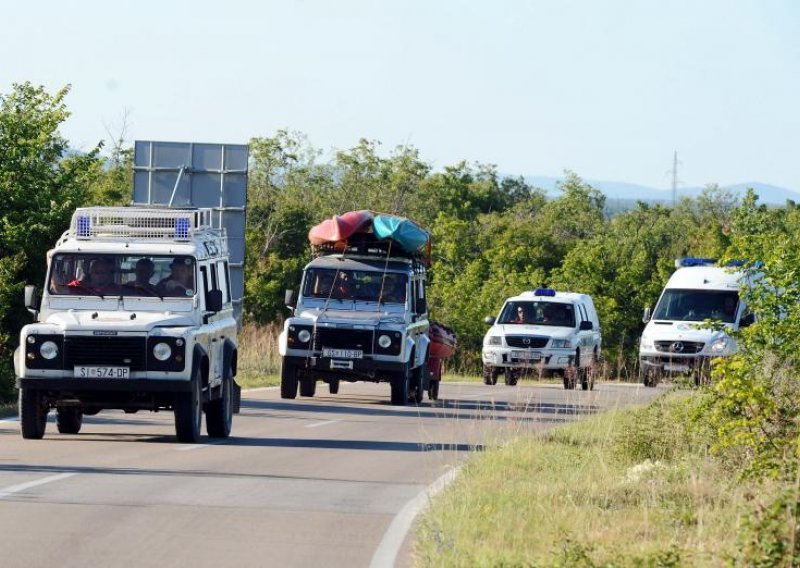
<box><xmin>206</xmin><ymin>289</ymin><xmax>223</xmax><ymax>313</ymax></box>
<box><xmin>739</xmin><ymin>313</ymin><xmax>755</xmax><ymax>328</ymax></box>
<box><xmin>579</xmin><ymin>320</ymin><xmax>593</xmax><ymax>331</ymax></box>
<box><xmin>24</xmin><ymin>285</ymin><xmax>39</xmax><ymax>317</ymax></box>
<box><xmin>417</xmin><ymin>297</ymin><xmax>427</xmax><ymax>314</ymax></box>
<box><xmin>484</xmin><ymin>316</ymin><xmax>496</xmax><ymax>325</ymax></box>
<box><xmin>285</xmin><ymin>289</ymin><xmax>297</xmax><ymax>309</ymax></box>
<box><xmin>642</xmin><ymin>306</ymin><xmax>652</xmax><ymax>323</ymax></box>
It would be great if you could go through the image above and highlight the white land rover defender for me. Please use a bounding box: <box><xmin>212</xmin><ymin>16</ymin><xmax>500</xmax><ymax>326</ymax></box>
<box><xmin>15</xmin><ymin>207</ymin><xmax>238</xmax><ymax>443</ymax></box>
<box><xmin>278</xmin><ymin>240</ymin><xmax>430</xmax><ymax>405</ymax></box>
<box><xmin>482</xmin><ymin>288</ymin><xmax>602</xmax><ymax>390</ymax></box>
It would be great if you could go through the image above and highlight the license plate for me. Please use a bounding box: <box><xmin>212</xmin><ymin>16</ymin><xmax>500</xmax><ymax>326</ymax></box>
<box><xmin>664</xmin><ymin>363</ymin><xmax>690</xmax><ymax>373</ymax></box>
<box><xmin>75</xmin><ymin>366</ymin><xmax>130</xmax><ymax>379</ymax></box>
<box><xmin>322</xmin><ymin>348</ymin><xmax>363</xmax><ymax>359</ymax></box>
<box><xmin>512</xmin><ymin>351</ymin><xmax>541</xmax><ymax>360</ymax></box>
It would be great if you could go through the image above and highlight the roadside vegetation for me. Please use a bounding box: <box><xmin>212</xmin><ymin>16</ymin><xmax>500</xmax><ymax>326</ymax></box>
<box><xmin>3</xmin><ymin>83</ymin><xmax>800</xmax><ymax>562</ymax></box>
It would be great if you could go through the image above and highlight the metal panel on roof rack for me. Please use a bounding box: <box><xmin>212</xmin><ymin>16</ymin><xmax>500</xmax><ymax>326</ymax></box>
<box><xmin>132</xmin><ymin>140</ymin><xmax>249</xmax><ymax>324</ymax></box>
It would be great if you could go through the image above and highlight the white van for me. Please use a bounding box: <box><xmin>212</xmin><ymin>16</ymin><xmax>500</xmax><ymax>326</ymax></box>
<box><xmin>482</xmin><ymin>289</ymin><xmax>602</xmax><ymax>390</ymax></box>
<box><xmin>639</xmin><ymin>258</ymin><xmax>755</xmax><ymax>386</ymax></box>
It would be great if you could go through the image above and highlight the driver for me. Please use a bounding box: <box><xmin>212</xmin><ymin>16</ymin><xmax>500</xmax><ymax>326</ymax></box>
<box><xmin>158</xmin><ymin>258</ymin><xmax>194</xmax><ymax>295</ymax></box>
<box><xmin>68</xmin><ymin>257</ymin><xmax>121</xmax><ymax>295</ymax></box>
<box><xmin>124</xmin><ymin>258</ymin><xmax>161</xmax><ymax>296</ymax></box>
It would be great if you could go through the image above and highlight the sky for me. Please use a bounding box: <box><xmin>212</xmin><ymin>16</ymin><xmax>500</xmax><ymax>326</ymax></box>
<box><xmin>2</xmin><ymin>0</ymin><xmax>798</xmax><ymax>191</ymax></box>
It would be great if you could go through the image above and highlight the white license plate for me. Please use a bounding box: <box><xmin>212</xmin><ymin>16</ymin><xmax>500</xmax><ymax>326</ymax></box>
<box><xmin>512</xmin><ymin>351</ymin><xmax>541</xmax><ymax>360</ymax></box>
<box><xmin>75</xmin><ymin>366</ymin><xmax>130</xmax><ymax>379</ymax></box>
<box><xmin>322</xmin><ymin>348</ymin><xmax>363</xmax><ymax>359</ymax></box>
<box><xmin>664</xmin><ymin>363</ymin><xmax>690</xmax><ymax>373</ymax></box>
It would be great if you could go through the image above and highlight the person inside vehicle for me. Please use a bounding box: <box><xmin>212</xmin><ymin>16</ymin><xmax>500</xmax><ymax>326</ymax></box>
<box><xmin>124</xmin><ymin>258</ymin><xmax>160</xmax><ymax>296</ymax></box>
<box><xmin>158</xmin><ymin>258</ymin><xmax>194</xmax><ymax>296</ymax></box>
<box><xmin>512</xmin><ymin>305</ymin><xmax>531</xmax><ymax>324</ymax></box>
<box><xmin>711</xmin><ymin>295</ymin><xmax>738</xmax><ymax>322</ymax></box>
<box><xmin>68</xmin><ymin>257</ymin><xmax>121</xmax><ymax>295</ymax></box>
<box><xmin>333</xmin><ymin>271</ymin><xmax>353</xmax><ymax>299</ymax></box>
<box><xmin>380</xmin><ymin>277</ymin><xmax>406</xmax><ymax>303</ymax></box>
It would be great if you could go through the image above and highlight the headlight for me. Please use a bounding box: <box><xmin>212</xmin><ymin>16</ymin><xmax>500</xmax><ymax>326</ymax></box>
<box><xmin>378</xmin><ymin>334</ymin><xmax>392</xmax><ymax>348</ymax></box>
<box><xmin>488</xmin><ymin>336</ymin><xmax>501</xmax><ymax>346</ymax></box>
<box><xmin>297</xmin><ymin>329</ymin><xmax>312</xmax><ymax>343</ymax></box>
<box><xmin>551</xmin><ymin>339</ymin><xmax>570</xmax><ymax>349</ymax></box>
<box><xmin>153</xmin><ymin>342</ymin><xmax>172</xmax><ymax>361</ymax></box>
<box><xmin>40</xmin><ymin>341</ymin><xmax>59</xmax><ymax>360</ymax></box>
<box><xmin>640</xmin><ymin>336</ymin><xmax>653</xmax><ymax>349</ymax></box>
<box><xmin>710</xmin><ymin>338</ymin><xmax>729</xmax><ymax>353</ymax></box>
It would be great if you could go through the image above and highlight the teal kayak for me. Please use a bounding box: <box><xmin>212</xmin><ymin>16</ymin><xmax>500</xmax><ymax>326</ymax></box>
<box><xmin>372</xmin><ymin>215</ymin><xmax>430</xmax><ymax>253</ymax></box>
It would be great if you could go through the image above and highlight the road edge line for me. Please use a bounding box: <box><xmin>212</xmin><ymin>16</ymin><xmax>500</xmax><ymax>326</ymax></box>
<box><xmin>0</xmin><ymin>472</ymin><xmax>77</xmax><ymax>500</ymax></box>
<box><xmin>369</xmin><ymin>466</ymin><xmax>461</xmax><ymax>568</ymax></box>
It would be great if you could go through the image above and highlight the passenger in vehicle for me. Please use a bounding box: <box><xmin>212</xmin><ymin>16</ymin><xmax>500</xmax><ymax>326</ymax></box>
<box><xmin>124</xmin><ymin>258</ymin><xmax>160</xmax><ymax>296</ymax></box>
<box><xmin>512</xmin><ymin>305</ymin><xmax>532</xmax><ymax>324</ymax></box>
<box><xmin>333</xmin><ymin>272</ymin><xmax>353</xmax><ymax>299</ymax></box>
<box><xmin>380</xmin><ymin>277</ymin><xmax>406</xmax><ymax>303</ymax></box>
<box><xmin>68</xmin><ymin>257</ymin><xmax>121</xmax><ymax>295</ymax></box>
<box><xmin>158</xmin><ymin>258</ymin><xmax>194</xmax><ymax>295</ymax></box>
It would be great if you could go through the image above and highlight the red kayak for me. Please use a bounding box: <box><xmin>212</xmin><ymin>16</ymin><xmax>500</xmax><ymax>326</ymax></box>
<box><xmin>309</xmin><ymin>210</ymin><xmax>374</xmax><ymax>246</ymax></box>
<box><xmin>429</xmin><ymin>321</ymin><xmax>457</xmax><ymax>359</ymax></box>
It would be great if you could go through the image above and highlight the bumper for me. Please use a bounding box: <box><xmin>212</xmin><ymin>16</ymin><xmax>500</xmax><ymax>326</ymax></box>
<box><xmin>284</xmin><ymin>354</ymin><xmax>406</xmax><ymax>374</ymax></box>
<box><xmin>16</xmin><ymin>377</ymin><xmax>193</xmax><ymax>392</ymax></box>
<box><xmin>482</xmin><ymin>348</ymin><xmax>574</xmax><ymax>370</ymax></box>
<box><xmin>639</xmin><ymin>354</ymin><xmax>713</xmax><ymax>374</ymax></box>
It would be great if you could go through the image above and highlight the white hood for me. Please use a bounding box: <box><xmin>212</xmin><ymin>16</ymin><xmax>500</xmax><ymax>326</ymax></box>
<box><xmin>45</xmin><ymin>310</ymin><xmax>195</xmax><ymax>333</ymax></box>
<box><xmin>492</xmin><ymin>324</ymin><xmax>574</xmax><ymax>340</ymax></box>
<box><xmin>643</xmin><ymin>321</ymin><xmax>731</xmax><ymax>343</ymax></box>
<box><xmin>297</xmin><ymin>307</ymin><xmax>405</xmax><ymax>327</ymax></box>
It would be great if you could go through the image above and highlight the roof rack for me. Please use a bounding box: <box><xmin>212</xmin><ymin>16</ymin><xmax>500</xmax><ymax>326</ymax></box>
<box><xmin>311</xmin><ymin>232</ymin><xmax>430</xmax><ymax>266</ymax></box>
<box><xmin>68</xmin><ymin>207</ymin><xmax>220</xmax><ymax>242</ymax></box>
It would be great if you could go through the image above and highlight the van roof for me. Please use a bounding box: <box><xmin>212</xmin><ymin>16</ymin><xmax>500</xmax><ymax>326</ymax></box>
<box><xmin>665</xmin><ymin>266</ymin><xmax>743</xmax><ymax>291</ymax></box>
<box><xmin>510</xmin><ymin>290</ymin><xmax>593</xmax><ymax>304</ymax></box>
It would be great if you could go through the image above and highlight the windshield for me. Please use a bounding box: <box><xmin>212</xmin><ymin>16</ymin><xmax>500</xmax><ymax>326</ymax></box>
<box><xmin>302</xmin><ymin>268</ymin><xmax>408</xmax><ymax>303</ymax></box>
<box><xmin>498</xmin><ymin>301</ymin><xmax>575</xmax><ymax>327</ymax></box>
<box><xmin>48</xmin><ymin>253</ymin><xmax>196</xmax><ymax>298</ymax></box>
<box><xmin>653</xmin><ymin>289</ymin><xmax>739</xmax><ymax>323</ymax></box>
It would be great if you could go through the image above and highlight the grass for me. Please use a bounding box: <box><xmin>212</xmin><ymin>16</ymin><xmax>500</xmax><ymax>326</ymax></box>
<box><xmin>0</xmin><ymin>402</ymin><xmax>16</xmax><ymax>418</ymax></box>
<box><xmin>236</xmin><ymin>322</ymin><xmax>282</xmax><ymax>389</ymax></box>
<box><xmin>414</xmin><ymin>391</ymin><xmax>758</xmax><ymax>566</ymax></box>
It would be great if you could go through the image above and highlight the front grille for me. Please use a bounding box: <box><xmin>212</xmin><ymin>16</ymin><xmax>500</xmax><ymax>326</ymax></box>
<box><xmin>313</xmin><ymin>328</ymin><xmax>374</xmax><ymax>355</ymax></box>
<box><xmin>654</xmin><ymin>341</ymin><xmax>704</xmax><ymax>354</ymax></box>
<box><xmin>505</xmin><ymin>336</ymin><xmax>549</xmax><ymax>349</ymax></box>
<box><xmin>64</xmin><ymin>336</ymin><xmax>147</xmax><ymax>370</ymax></box>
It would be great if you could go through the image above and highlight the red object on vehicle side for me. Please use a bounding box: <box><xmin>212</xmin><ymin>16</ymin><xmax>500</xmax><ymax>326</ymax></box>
<box><xmin>308</xmin><ymin>210</ymin><xmax>374</xmax><ymax>246</ymax></box>
<box><xmin>429</xmin><ymin>321</ymin><xmax>457</xmax><ymax>359</ymax></box>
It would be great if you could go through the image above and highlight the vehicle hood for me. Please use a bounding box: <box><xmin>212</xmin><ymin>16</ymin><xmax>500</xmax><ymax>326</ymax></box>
<box><xmin>489</xmin><ymin>324</ymin><xmax>574</xmax><ymax>340</ymax></box>
<box><xmin>643</xmin><ymin>321</ymin><xmax>731</xmax><ymax>343</ymax></box>
<box><xmin>43</xmin><ymin>310</ymin><xmax>195</xmax><ymax>333</ymax></box>
<box><xmin>296</xmin><ymin>307</ymin><xmax>405</xmax><ymax>327</ymax></box>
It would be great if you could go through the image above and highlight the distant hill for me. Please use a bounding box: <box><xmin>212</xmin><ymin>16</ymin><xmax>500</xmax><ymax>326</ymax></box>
<box><xmin>523</xmin><ymin>176</ymin><xmax>800</xmax><ymax>206</ymax></box>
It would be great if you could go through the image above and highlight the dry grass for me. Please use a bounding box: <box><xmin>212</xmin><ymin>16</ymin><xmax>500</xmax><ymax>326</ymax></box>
<box><xmin>414</xmin><ymin>392</ymin><xmax>753</xmax><ymax>566</ymax></box>
<box><xmin>236</xmin><ymin>322</ymin><xmax>282</xmax><ymax>389</ymax></box>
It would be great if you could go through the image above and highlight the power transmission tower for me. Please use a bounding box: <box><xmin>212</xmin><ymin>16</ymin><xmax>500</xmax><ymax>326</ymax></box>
<box><xmin>666</xmin><ymin>151</ymin><xmax>682</xmax><ymax>207</ymax></box>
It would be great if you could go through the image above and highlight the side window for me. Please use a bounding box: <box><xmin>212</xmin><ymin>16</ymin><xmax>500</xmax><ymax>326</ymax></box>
<box><xmin>578</xmin><ymin>303</ymin><xmax>588</xmax><ymax>322</ymax></box>
<box><xmin>411</xmin><ymin>278</ymin><xmax>418</xmax><ymax>314</ymax></box>
<box><xmin>199</xmin><ymin>266</ymin><xmax>210</xmax><ymax>297</ymax></box>
<box><xmin>222</xmin><ymin>261</ymin><xmax>232</xmax><ymax>304</ymax></box>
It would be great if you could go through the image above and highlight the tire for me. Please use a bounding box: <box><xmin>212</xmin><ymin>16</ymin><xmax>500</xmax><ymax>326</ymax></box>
<box><xmin>428</xmin><ymin>379</ymin><xmax>440</xmax><ymax>401</ymax></box>
<box><xmin>505</xmin><ymin>369</ymin><xmax>519</xmax><ymax>386</ymax></box>
<box><xmin>206</xmin><ymin>371</ymin><xmax>233</xmax><ymax>438</ymax></box>
<box><xmin>642</xmin><ymin>368</ymin><xmax>660</xmax><ymax>388</ymax></box>
<box><xmin>280</xmin><ymin>358</ymin><xmax>298</xmax><ymax>399</ymax></box>
<box><xmin>83</xmin><ymin>407</ymin><xmax>101</xmax><ymax>416</ymax></box>
<box><xmin>19</xmin><ymin>388</ymin><xmax>47</xmax><ymax>440</ymax></box>
<box><xmin>328</xmin><ymin>379</ymin><xmax>340</xmax><ymax>394</ymax></box>
<box><xmin>175</xmin><ymin>366</ymin><xmax>202</xmax><ymax>443</ymax></box>
<box><xmin>409</xmin><ymin>365</ymin><xmax>424</xmax><ymax>404</ymax></box>
<box><xmin>232</xmin><ymin>381</ymin><xmax>242</xmax><ymax>414</ymax></box>
<box><xmin>563</xmin><ymin>368</ymin><xmax>577</xmax><ymax>390</ymax></box>
<box><xmin>300</xmin><ymin>377</ymin><xmax>317</xmax><ymax>397</ymax></box>
<box><xmin>390</xmin><ymin>365</ymin><xmax>410</xmax><ymax>406</ymax></box>
<box><xmin>582</xmin><ymin>351</ymin><xmax>598</xmax><ymax>391</ymax></box>
<box><xmin>482</xmin><ymin>366</ymin><xmax>499</xmax><ymax>385</ymax></box>
<box><xmin>56</xmin><ymin>407</ymin><xmax>83</xmax><ymax>434</ymax></box>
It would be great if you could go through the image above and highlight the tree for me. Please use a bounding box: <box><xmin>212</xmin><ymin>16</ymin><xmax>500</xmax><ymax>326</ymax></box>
<box><xmin>0</xmin><ymin>83</ymin><xmax>101</xmax><ymax>401</ymax></box>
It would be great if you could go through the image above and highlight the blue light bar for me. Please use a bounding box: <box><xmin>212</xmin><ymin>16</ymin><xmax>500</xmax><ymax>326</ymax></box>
<box><xmin>675</xmin><ymin>257</ymin><xmax>717</xmax><ymax>268</ymax></box>
<box><xmin>175</xmin><ymin>218</ymin><xmax>190</xmax><ymax>239</ymax></box>
<box><xmin>76</xmin><ymin>215</ymin><xmax>91</xmax><ymax>238</ymax></box>
<box><xmin>533</xmin><ymin>288</ymin><xmax>556</xmax><ymax>297</ymax></box>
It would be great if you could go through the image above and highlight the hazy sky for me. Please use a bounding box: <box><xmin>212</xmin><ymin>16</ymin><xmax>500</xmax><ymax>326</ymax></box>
<box><xmin>2</xmin><ymin>0</ymin><xmax>798</xmax><ymax>191</ymax></box>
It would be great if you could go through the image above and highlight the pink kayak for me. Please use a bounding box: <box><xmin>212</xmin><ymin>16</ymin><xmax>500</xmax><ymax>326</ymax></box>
<box><xmin>429</xmin><ymin>321</ymin><xmax>457</xmax><ymax>359</ymax></box>
<box><xmin>309</xmin><ymin>210</ymin><xmax>374</xmax><ymax>246</ymax></box>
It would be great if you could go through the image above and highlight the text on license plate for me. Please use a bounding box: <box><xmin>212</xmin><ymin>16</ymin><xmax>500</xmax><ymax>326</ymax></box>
<box><xmin>512</xmin><ymin>351</ymin><xmax>541</xmax><ymax>360</ymax></box>
<box><xmin>322</xmin><ymin>348</ymin><xmax>363</xmax><ymax>359</ymax></box>
<box><xmin>664</xmin><ymin>364</ymin><xmax>690</xmax><ymax>372</ymax></box>
<box><xmin>75</xmin><ymin>366</ymin><xmax>130</xmax><ymax>379</ymax></box>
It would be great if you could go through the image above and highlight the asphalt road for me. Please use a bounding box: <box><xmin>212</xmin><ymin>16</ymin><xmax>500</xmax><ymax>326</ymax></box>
<box><xmin>0</xmin><ymin>381</ymin><xmax>662</xmax><ymax>568</ymax></box>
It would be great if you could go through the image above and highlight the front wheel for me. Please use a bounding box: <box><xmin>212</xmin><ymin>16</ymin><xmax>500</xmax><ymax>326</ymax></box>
<box><xmin>409</xmin><ymin>365</ymin><xmax>424</xmax><ymax>404</ymax></box>
<box><xmin>20</xmin><ymin>388</ymin><xmax>48</xmax><ymax>440</ymax></box>
<box><xmin>175</xmin><ymin>366</ymin><xmax>202</xmax><ymax>443</ymax></box>
<box><xmin>428</xmin><ymin>379</ymin><xmax>440</xmax><ymax>401</ymax></box>
<box><xmin>56</xmin><ymin>407</ymin><xmax>83</xmax><ymax>434</ymax></box>
<box><xmin>280</xmin><ymin>358</ymin><xmax>298</xmax><ymax>399</ymax></box>
<box><xmin>482</xmin><ymin>365</ymin><xmax>499</xmax><ymax>385</ymax></box>
<box><xmin>505</xmin><ymin>369</ymin><xmax>519</xmax><ymax>386</ymax></box>
<box><xmin>328</xmin><ymin>379</ymin><xmax>340</xmax><ymax>394</ymax></box>
<box><xmin>300</xmin><ymin>377</ymin><xmax>317</xmax><ymax>397</ymax></box>
<box><xmin>390</xmin><ymin>366</ymin><xmax>410</xmax><ymax>406</ymax></box>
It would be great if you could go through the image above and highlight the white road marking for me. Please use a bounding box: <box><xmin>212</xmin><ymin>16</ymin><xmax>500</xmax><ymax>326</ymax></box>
<box><xmin>0</xmin><ymin>473</ymin><xmax>77</xmax><ymax>500</ymax></box>
<box><xmin>370</xmin><ymin>467</ymin><xmax>461</xmax><ymax>568</ymax></box>
<box><xmin>305</xmin><ymin>419</ymin><xmax>341</xmax><ymax>429</ymax></box>
<box><xmin>0</xmin><ymin>416</ymin><xmax>19</xmax><ymax>423</ymax></box>
<box><xmin>175</xmin><ymin>440</ymin><xmax>228</xmax><ymax>452</ymax></box>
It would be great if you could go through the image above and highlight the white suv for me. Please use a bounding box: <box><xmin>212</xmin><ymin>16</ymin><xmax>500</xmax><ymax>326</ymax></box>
<box><xmin>482</xmin><ymin>289</ymin><xmax>602</xmax><ymax>390</ymax></box>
